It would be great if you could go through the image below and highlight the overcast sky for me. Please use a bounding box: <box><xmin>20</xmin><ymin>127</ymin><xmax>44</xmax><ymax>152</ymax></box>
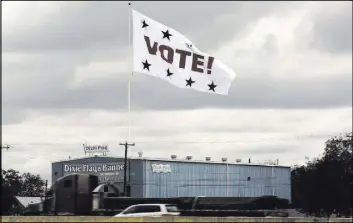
<box><xmin>2</xmin><ymin>1</ymin><xmax>352</xmax><ymax>182</ymax></box>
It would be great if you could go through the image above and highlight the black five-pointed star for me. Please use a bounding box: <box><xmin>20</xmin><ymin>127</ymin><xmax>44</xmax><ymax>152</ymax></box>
<box><xmin>186</xmin><ymin>77</ymin><xmax>195</xmax><ymax>87</ymax></box>
<box><xmin>162</xmin><ymin>30</ymin><xmax>172</xmax><ymax>40</ymax></box>
<box><xmin>166</xmin><ymin>68</ymin><xmax>173</xmax><ymax>77</ymax></box>
<box><xmin>141</xmin><ymin>20</ymin><xmax>149</xmax><ymax>28</ymax></box>
<box><xmin>208</xmin><ymin>81</ymin><xmax>217</xmax><ymax>92</ymax></box>
<box><xmin>142</xmin><ymin>59</ymin><xmax>151</xmax><ymax>71</ymax></box>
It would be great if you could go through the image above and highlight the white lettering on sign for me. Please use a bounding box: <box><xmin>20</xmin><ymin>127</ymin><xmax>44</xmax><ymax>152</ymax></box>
<box><xmin>64</xmin><ymin>164</ymin><xmax>124</xmax><ymax>173</ymax></box>
<box><xmin>151</xmin><ymin>164</ymin><xmax>171</xmax><ymax>173</ymax></box>
<box><xmin>62</xmin><ymin>163</ymin><xmax>127</xmax><ymax>183</ymax></box>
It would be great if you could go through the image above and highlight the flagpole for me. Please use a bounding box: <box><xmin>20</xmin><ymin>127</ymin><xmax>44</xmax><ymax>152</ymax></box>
<box><xmin>128</xmin><ymin>2</ymin><xmax>132</xmax><ymax>144</ymax></box>
<box><xmin>119</xmin><ymin>2</ymin><xmax>135</xmax><ymax>197</ymax></box>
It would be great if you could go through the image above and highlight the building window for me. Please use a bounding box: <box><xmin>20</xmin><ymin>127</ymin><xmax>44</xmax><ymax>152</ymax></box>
<box><xmin>135</xmin><ymin>205</ymin><xmax>161</xmax><ymax>213</ymax></box>
<box><xmin>64</xmin><ymin>179</ymin><xmax>72</xmax><ymax>187</ymax></box>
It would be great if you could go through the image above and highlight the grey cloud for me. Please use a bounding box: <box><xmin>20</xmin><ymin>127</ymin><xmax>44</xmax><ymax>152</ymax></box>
<box><xmin>134</xmin><ymin>128</ymin><xmax>182</xmax><ymax>138</ymax></box>
<box><xmin>2</xmin><ymin>40</ymin><xmax>351</xmax><ymax>119</ymax></box>
<box><xmin>133</xmin><ymin>142</ymin><xmax>303</xmax><ymax>164</ymax></box>
<box><xmin>3</xmin><ymin>73</ymin><xmax>352</xmax><ymax>115</ymax></box>
<box><xmin>2</xmin><ymin>1</ymin><xmax>352</xmax><ymax>126</ymax></box>
<box><xmin>128</xmin><ymin>74</ymin><xmax>352</xmax><ymax>110</ymax></box>
<box><xmin>2</xmin><ymin>1</ymin><xmax>285</xmax><ymax>53</ymax></box>
<box><xmin>1</xmin><ymin>108</ymin><xmax>27</xmax><ymax>125</ymax></box>
<box><xmin>135</xmin><ymin>124</ymin><xmax>285</xmax><ymax>138</ymax></box>
<box><xmin>310</xmin><ymin>5</ymin><xmax>352</xmax><ymax>54</ymax></box>
<box><xmin>262</xmin><ymin>34</ymin><xmax>278</xmax><ymax>56</ymax></box>
<box><xmin>198</xmin><ymin>126</ymin><xmax>282</xmax><ymax>134</ymax></box>
<box><xmin>2</xmin><ymin>2</ymin><xmax>128</xmax><ymax>52</ymax></box>
<box><xmin>2</xmin><ymin>47</ymin><xmax>128</xmax><ymax>114</ymax></box>
<box><xmin>218</xmin><ymin>143</ymin><xmax>310</xmax><ymax>163</ymax></box>
<box><xmin>235</xmin><ymin>146</ymin><xmax>297</xmax><ymax>156</ymax></box>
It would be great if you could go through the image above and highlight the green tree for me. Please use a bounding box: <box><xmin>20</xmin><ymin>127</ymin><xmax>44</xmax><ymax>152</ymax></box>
<box><xmin>1</xmin><ymin>169</ymin><xmax>22</xmax><ymax>214</ymax></box>
<box><xmin>1</xmin><ymin>169</ymin><xmax>46</xmax><ymax>214</ymax></box>
<box><xmin>2</xmin><ymin>169</ymin><xmax>23</xmax><ymax>195</ymax></box>
<box><xmin>1</xmin><ymin>169</ymin><xmax>46</xmax><ymax>196</ymax></box>
<box><xmin>291</xmin><ymin>132</ymin><xmax>353</xmax><ymax>217</ymax></box>
<box><xmin>21</xmin><ymin>172</ymin><xmax>45</xmax><ymax>197</ymax></box>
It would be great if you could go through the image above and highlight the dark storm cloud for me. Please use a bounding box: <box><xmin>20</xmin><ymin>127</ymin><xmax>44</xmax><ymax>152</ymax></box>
<box><xmin>310</xmin><ymin>5</ymin><xmax>352</xmax><ymax>54</ymax></box>
<box><xmin>2</xmin><ymin>1</ymin><xmax>286</xmax><ymax>53</ymax></box>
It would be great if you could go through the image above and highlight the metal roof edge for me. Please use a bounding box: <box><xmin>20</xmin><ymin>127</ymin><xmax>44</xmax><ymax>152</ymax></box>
<box><xmin>52</xmin><ymin>156</ymin><xmax>290</xmax><ymax>168</ymax></box>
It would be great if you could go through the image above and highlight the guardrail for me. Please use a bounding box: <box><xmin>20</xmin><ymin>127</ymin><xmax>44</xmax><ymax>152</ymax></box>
<box><xmin>1</xmin><ymin>216</ymin><xmax>353</xmax><ymax>222</ymax></box>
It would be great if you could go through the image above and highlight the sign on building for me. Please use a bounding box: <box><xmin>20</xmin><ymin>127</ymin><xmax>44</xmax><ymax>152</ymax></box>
<box><xmin>83</xmin><ymin>144</ymin><xmax>109</xmax><ymax>157</ymax></box>
<box><xmin>151</xmin><ymin>164</ymin><xmax>171</xmax><ymax>173</ymax></box>
<box><xmin>63</xmin><ymin>163</ymin><xmax>126</xmax><ymax>183</ymax></box>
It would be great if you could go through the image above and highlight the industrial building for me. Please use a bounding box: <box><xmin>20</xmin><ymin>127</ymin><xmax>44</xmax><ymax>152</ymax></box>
<box><xmin>52</xmin><ymin>155</ymin><xmax>291</xmax><ymax>202</ymax></box>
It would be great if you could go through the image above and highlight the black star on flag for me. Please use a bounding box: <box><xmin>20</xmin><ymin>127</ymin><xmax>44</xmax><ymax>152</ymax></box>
<box><xmin>141</xmin><ymin>20</ymin><xmax>149</xmax><ymax>28</ymax></box>
<box><xmin>186</xmin><ymin>77</ymin><xmax>195</xmax><ymax>87</ymax></box>
<box><xmin>142</xmin><ymin>59</ymin><xmax>151</xmax><ymax>71</ymax></box>
<box><xmin>166</xmin><ymin>68</ymin><xmax>173</xmax><ymax>77</ymax></box>
<box><xmin>132</xmin><ymin>8</ymin><xmax>236</xmax><ymax>95</ymax></box>
<box><xmin>208</xmin><ymin>81</ymin><xmax>217</xmax><ymax>92</ymax></box>
<box><xmin>162</xmin><ymin>30</ymin><xmax>172</xmax><ymax>40</ymax></box>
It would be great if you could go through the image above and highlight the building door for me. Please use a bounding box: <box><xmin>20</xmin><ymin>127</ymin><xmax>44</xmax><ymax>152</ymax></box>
<box><xmin>55</xmin><ymin>175</ymin><xmax>77</xmax><ymax>214</ymax></box>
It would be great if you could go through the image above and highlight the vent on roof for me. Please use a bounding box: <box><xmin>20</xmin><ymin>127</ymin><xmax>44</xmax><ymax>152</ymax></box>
<box><xmin>138</xmin><ymin>151</ymin><xmax>143</xmax><ymax>158</ymax></box>
<box><xmin>221</xmin><ymin>157</ymin><xmax>228</xmax><ymax>162</ymax></box>
<box><xmin>186</xmin><ymin>156</ymin><xmax>192</xmax><ymax>160</ymax></box>
<box><xmin>171</xmin><ymin>155</ymin><xmax>177</xmax><ymax>159</ymax></box>
<box><xmin>205</xmin><ymin>157</ymin><xmax>211</xmax><ymax>161</ymax></box>
<box><xmin>236</xmin><ymin>159</ymin><xmax>242</xmax><ymax>163</ymax></box>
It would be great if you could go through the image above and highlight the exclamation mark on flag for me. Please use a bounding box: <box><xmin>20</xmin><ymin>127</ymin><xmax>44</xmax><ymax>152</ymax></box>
<box><xmin>207</xmin><ymin>56</ymin><xmax>214</xmax><ymax>74</ymax></box>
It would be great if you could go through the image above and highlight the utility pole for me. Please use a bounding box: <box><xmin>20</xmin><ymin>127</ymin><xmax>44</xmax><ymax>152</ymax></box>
<box><xmin>119</xmin><ymin>141</ymin><xmax>135</xmax><ymax>197</ymax></box>
<box><xmin>1</xmin><ymin>144</ymin><xmax>11</xmax><ymax>150</ymax></box>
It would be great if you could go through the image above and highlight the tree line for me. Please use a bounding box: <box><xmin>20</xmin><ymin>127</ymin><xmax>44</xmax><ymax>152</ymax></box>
<box><xmin>1</xmin><ymin>169</ymin><xmax>46</xmax><ymax>214</ymax></box>
<box><xmin>291</xmin><ymin>132</ymin><xmax>352</xmax><ymax>217</ymax></box>
<box><xmin>1</xmin><ymin>132</ymin><xmax>352</xmax><ymax>217</ymax></box>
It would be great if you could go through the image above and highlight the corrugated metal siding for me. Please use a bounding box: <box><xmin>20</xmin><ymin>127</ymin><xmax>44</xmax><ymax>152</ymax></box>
<box><xmin>51</xmin><ymin>162</ymin><xmax>63</xmax><ymax>185</ymax></box>
<box><xmin>51</xmin><ymin>157</ymin><xmax>291</xmax><ymax>201</ymax></box>
<box><xmin>227</xmin><ymin>165</ymin><xmax>291</xmax><ymax>201</ymax></box>
<box><xmin>142</xmin><ymin>160</ymin><xmax>291</xmax><ymax>201</ymax></box>
<box><xmin>144</xmin><ymin>160</ymin><xmax>229</xmax><ymax>198</ymax></box>
<box><xmin>129</xmin><ymin>159</ymin><xmax>144</xmax><ymax>198</ymax></box>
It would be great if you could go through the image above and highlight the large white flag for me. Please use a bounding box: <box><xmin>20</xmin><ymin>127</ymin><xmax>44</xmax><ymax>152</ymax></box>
<box><xmin>131</xmin><ymin>9</ymin><xmax>236</xmax><ymax>95</ymax></box>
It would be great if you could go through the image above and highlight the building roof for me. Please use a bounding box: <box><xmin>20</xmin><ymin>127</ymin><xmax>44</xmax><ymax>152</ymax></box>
<box><xmin>15</xmin><ymin>196</ymin><xmax>42</xmax><ymax>208</ymax></box>
<box><xmin>53</xmin><ymin>155</ymin><xmax>290</xmax><ymax>168</ymax></box>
